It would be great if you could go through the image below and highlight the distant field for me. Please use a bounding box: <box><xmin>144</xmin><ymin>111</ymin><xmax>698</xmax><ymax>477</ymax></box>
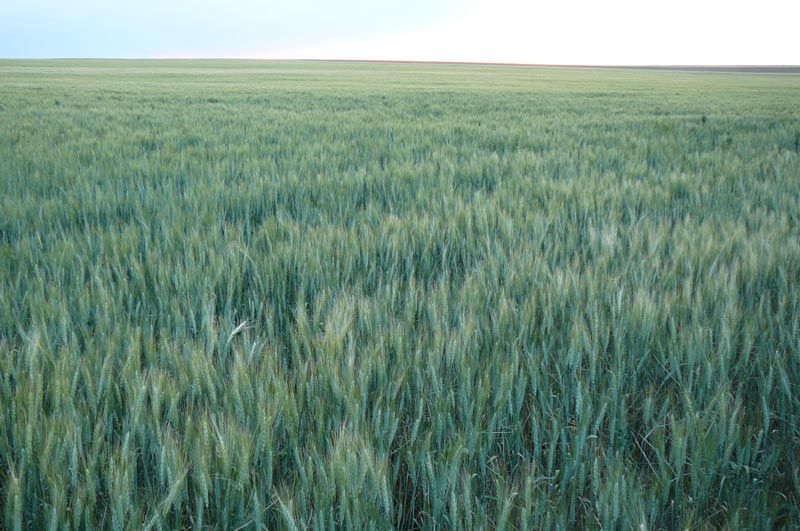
<box><xmin>1</xmin><ymin>60</ymin><xmax>799</xmax><ymax>529</ymax></box>
<box><xmin>308</xmin><ymin>60</ymin><xmax>800</xmax><ymax>74</ymax></box>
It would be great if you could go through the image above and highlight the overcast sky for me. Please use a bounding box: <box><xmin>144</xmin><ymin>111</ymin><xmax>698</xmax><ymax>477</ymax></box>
<box><xmin>1</xmin><ymin>0</ymin><xmax>798</xmax><ymax>64</ymax></box>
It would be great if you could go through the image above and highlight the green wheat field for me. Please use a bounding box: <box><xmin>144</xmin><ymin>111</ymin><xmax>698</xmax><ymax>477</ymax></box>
<box><xmin>1</xmin><ymin>60</ymin><xmax>799</xmax><ymax>529</ymax></box>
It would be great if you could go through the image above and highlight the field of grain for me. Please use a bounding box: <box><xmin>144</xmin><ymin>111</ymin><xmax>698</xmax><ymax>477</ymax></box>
<box><xmin>1</xmin><ymin>60</ymin><xmax>799</xmax><ymax>529</ymax></box>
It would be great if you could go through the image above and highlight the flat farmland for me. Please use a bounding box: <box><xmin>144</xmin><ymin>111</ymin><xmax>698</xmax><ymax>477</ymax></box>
<box><xmin>1</xmin><ymin>60</ymin><xmax>799</xmax><ymax>529</ymax></box>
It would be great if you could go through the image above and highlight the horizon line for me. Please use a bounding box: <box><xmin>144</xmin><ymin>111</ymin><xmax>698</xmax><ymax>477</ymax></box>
<box><xmin>2</xmin><ymin>57</ymin><xmax>799</xmax><ymax>71</ymax></box>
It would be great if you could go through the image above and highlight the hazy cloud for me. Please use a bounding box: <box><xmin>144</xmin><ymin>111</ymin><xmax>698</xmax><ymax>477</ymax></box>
<box><xmin>1</xmin><ymin>0</ymin><xmax>797</xmax><ymax>63</ymax></box>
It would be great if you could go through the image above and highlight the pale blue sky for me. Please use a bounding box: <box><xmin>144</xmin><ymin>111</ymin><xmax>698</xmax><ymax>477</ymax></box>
<box><xmin>1</xmin><ymin>0</ymin><xmax>468</xmax><ymax>58</ymax></box>
<box><xmin>1</xmin><ymin>0</ymin><xmax>798</xmax><ymax>64</ymax></box>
